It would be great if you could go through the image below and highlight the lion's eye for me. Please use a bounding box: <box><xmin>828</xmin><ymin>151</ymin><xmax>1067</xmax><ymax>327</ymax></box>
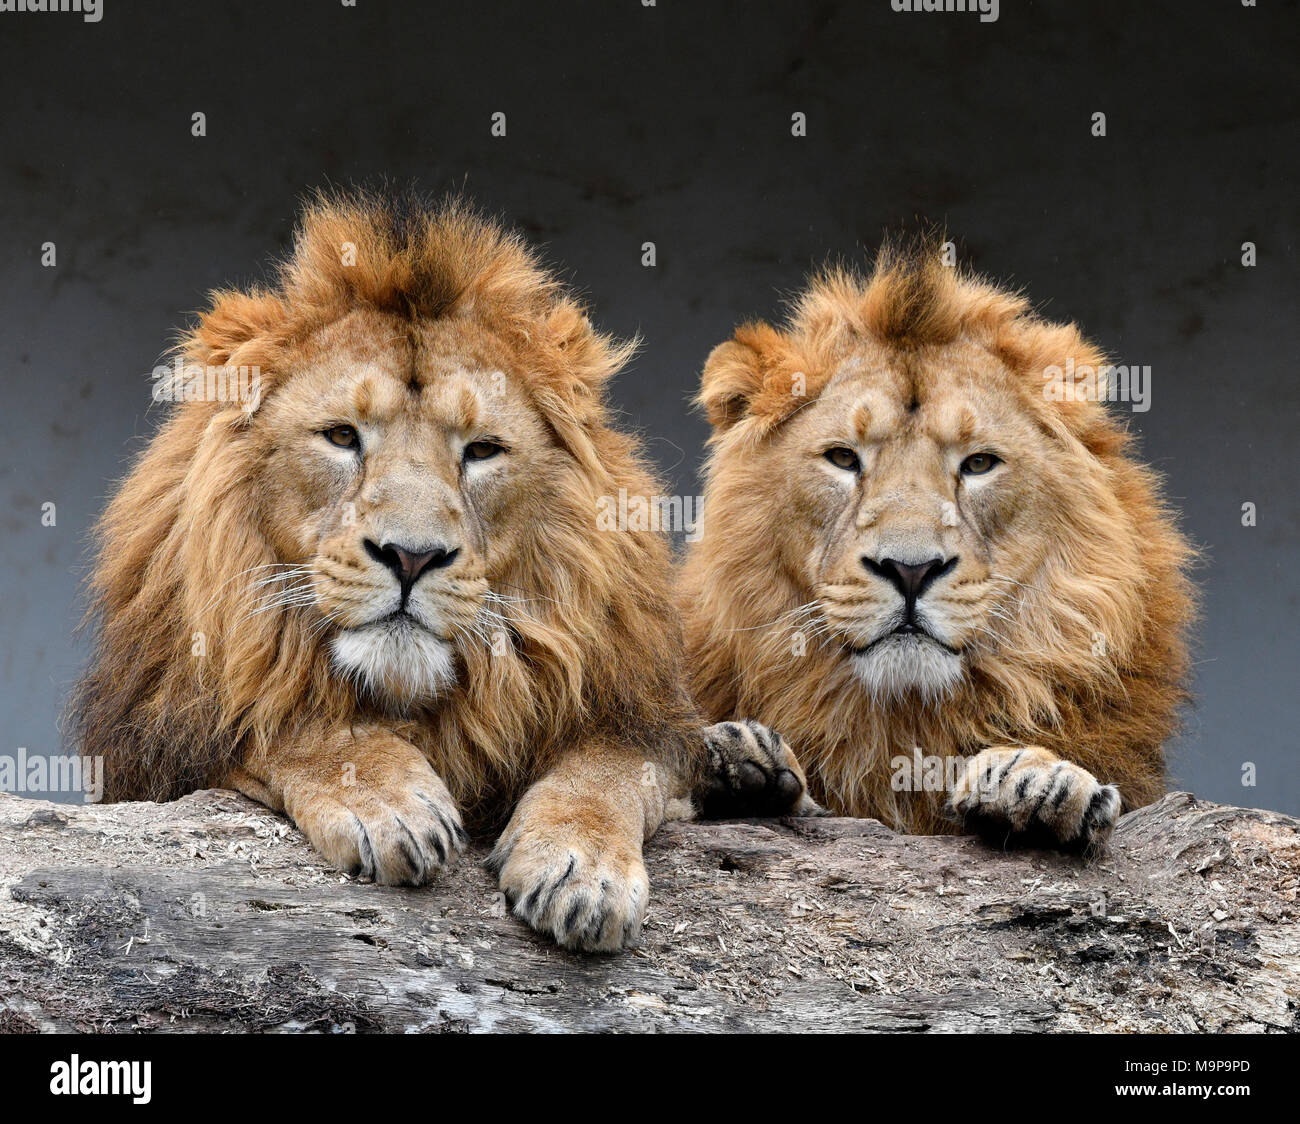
<box><xmin>824</xmin><ymin>446</ymin><xmax>861</xmax><ymax>472</ymax></box>
<box><xmin>960</xmin><ymin>452</ymin><xmax>1002</xmax><ymax>476</ymax></box>
<box><xmin>323</xmin><ymin>425</ymin><xmax>360</xmax><ymax>451</ymax></box>
<box><xmin>464</xmin><ymin>440</ymin><xmax>504</xmax><ymax>462</ymax></box>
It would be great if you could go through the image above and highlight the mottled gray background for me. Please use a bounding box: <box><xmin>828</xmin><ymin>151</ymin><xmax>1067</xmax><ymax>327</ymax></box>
<box><xmin>1</xmin><ymin>1</ymin><xmax>1296</xmax><ymax>811</ymax></box>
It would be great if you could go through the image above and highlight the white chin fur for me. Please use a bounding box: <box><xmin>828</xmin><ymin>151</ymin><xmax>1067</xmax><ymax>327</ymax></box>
<box><xmin>331</xmin><ymin>621</ymin><xmax>457</xmax><ymax>705</ymax></box>
<box><xmin>849</xmin><ymin>635</ymin><xmax>963</xmax><ymax>704</ymax></box>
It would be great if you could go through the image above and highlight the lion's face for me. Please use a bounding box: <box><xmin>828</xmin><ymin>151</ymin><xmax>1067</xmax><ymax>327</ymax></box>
<box><xmin>251</xmin><ymin>308</ymin><xmax>560</xmax><ymax>706</ymax></box>
<box><xmin>750</xmin><ymin>337</ymin><xmax>1074</xmax><ymax>702</ymax></box>
<box><xmin>76</xmin><ymin>192</ymin><xmax>704</xmax><ymax>808</ymax></box>
<box><xmin>682</xmin><ymin>253</ymin><xmax>1192</xmax><ymax>826</ymax></box>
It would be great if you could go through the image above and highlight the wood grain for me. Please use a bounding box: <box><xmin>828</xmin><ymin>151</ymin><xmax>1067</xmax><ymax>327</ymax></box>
<box><xmin>1</xmin><ymin>790</ymin><xmax>1296</xmax><ymax>1032</ymax></box>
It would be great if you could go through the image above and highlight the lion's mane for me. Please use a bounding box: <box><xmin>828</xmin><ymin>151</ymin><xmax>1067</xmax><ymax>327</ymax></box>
<box><xmin>71</xmin><ymin>191</ymin><xmax>699</xmax><ymax>817</ymax></box>
<box><xmin>680</xmin><ymin>245</ymin><xmax>1196</xmax><ymax>830</ymax></box>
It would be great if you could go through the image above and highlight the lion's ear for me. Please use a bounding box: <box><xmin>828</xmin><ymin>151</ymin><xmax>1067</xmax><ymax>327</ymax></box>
<box><xmin>187</xmin><ymin>288</ymin><xmax>288</xmax><ymax>368</ymax></box>
<box><xmin>699</xmin><ymin>323</ymin><xmax>786</xmax><ymax>431</ymax></box>
<box><xmin>165</xmin><ymin>289</ymin><xmax>288</xmax><ymax>421</ymax></box>
<box><xmin>542</xmin><ymin>299</ymin><xmax>636</xmax><ymax>400</ymax></box>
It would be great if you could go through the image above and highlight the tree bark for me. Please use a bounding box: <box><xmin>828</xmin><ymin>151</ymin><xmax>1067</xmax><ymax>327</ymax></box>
<box><xmin>0</xmin><ymin>789</ymin><xmax>1296</xmax><ymax>1032</ymax></box>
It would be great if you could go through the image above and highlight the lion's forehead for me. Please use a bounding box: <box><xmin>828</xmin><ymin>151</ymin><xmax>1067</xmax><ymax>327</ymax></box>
<box><xmin>808</xmin><ymin>350</ymin><xmax>1037</xmax><ymax>448</ymax></box>
<box><xmin>282</xmin><ymin>308</ymin><xmax>531</xmax><ymax>425</ymax></box>
<box><xmin>283</xmin><ymin>351</ymin><xmax>532</xmax><ymax>440</ymax></box>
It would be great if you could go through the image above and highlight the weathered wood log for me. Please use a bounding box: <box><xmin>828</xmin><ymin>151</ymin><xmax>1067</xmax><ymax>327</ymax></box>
<box><xmin>0</xmin><ymin>789</ymin><xmax>1295</xmax><ymax>1032</ymax></box>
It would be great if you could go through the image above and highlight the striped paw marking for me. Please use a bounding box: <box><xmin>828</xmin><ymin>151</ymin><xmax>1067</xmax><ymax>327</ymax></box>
<box><xmin>700</xmin><ymin>719</ymin><xmax>825</xmax><ymax>819</ymax></box>
<box><xmin>948</xmin><ymin>746</ymin><xmax>1120</xmax><ymax>851</ymax></box>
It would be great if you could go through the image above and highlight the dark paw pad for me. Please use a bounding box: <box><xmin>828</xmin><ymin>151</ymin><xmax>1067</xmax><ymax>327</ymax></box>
<box><xmin>699</xmin><ymin>720</ymin><xmax>821</xmax><ymax>819</ymax></box>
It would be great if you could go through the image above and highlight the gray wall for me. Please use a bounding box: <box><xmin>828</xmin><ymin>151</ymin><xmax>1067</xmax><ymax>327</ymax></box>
<box><xmin>1</xmin><ymin>1</ymin><xmax>1296</xmax><ymax>811</ymax></box>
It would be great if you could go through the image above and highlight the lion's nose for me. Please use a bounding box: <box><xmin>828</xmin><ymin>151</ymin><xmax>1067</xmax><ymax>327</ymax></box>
<box><xmin>365</xmin><ymin>539</ymin><xmax>460</xmax><ymax>595</ymax></box>
<box><xmin>862</xmin><ymin>555</ymin><xmax>956</xmax><ymax>603</ymax></box>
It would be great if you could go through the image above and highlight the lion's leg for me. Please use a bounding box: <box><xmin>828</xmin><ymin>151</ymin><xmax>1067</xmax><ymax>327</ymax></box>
<box><xmin>226</xmin><ymin>723</ymin><xmax>465</xmax><ymax>886</ymax></box>
<box><xmin>947</xmin><ymin>745</ymin><xmax>1121</xmax><ymax>850</ymax></box>
<box><xmin>697</xmin><ymin>720</ymin><xmax>825</xmax><ymax>818</ymax></box>
<box><xmin>489</xmin><ymin>741</ymin><xmax>682</xmax><ymax>952</ymax></box>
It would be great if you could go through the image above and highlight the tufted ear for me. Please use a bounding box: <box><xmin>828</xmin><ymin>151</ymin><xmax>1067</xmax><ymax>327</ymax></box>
<box><xmin>516</xmin><ymin>298</ymin><xmax>639</xmax><ymax>480</ymax></box>
<box><xmin>545</xmin><ymin>300</ymin><xmax>605</xmax><ymax>388</ymax></box>
<box><xmin>698</xmin><ymin>322</ymin><xmax>793</xmax><ymax>431</ymax></box>
<box><xmin>163</xmin><ymin>288</ymin><xmax>289</xmax><ymax>420</ymax></box>
<box><xmin>533</xmin><ymin>298</ymin><xmax>638</xmax><ymax>412</ymax></box>
<box><xmin>186</xmin><ymin>288</ymin><xmax>288</xmax><ymax>368</ymax></box>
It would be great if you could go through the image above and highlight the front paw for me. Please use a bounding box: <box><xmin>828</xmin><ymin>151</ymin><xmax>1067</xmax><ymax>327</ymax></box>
<box><xmin>287</xmin><ymin>767</ymin><xmax>466</xmax><ymax>886</ymax></box>
<box><xmin>489</xmin><ymin>804</ymin><xmax>647</xmax><ymax>953</ymax></box>
<box><xmin>700</xmin><ymin>719</ymin><xmax>825</xmax><ymax>818</ymax></box>
<box><xmin>947</xmin><ymin>746</ymin><xmax>1120</xmax><ymax>851</ymax></box>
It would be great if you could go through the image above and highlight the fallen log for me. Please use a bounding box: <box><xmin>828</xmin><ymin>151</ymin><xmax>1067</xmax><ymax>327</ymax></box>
<box><xmin>0</xmin><ymin>789</ymin><xmax>1295</xmax><ymax>1032</ymax></box>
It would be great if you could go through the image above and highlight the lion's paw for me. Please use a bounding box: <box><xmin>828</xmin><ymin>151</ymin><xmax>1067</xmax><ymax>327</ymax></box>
<box><xmin>287</xmin><ymin>768</ymin><xmax>466</xmax><ymax>886</ymax></box>
<box><xmin>489</xmin><ymin>818</ymin><xmax>648</xmax><ymax>953</ymax></box>
<box><xmin>699</xmin><ymin>719</ymin><xmax>825</xmax><ymax>818</ymax></box>
<box><xmin>948</xmin><ymin>746</ymin><xmax>1120</xmax><ymax>851</ymax></box>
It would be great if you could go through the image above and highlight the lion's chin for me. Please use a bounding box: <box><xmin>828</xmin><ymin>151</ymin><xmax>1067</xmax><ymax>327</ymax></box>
<box><xmin>330</xmin><ymin>618</ymin><xmax>458</xmax><ymax>706</ymax></box>
<box><xmin>847</xmin><ymin>633</ymin><xmax>964</xmax><ymax>704</ymax></box>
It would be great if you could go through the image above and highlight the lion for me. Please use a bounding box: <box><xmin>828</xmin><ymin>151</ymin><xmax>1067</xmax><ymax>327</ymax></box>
<box><xmin>678</xmin><ymin>242</ymin><xmax>1195</xmax><ymax>849</ymax></box>
<box><xmin>67</xmin><ymin>190</ymin><xmax>809</xmax><ymax>952</ymax></box>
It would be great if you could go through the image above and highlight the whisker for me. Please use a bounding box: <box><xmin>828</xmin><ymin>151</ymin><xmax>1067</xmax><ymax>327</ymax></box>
<box><xmin>724</xmin><ymin>600</ymin><xmax>826</xmax><ymax>634</ymax></box>
<box><xmin>195</xmin><ymin>562</ymin><xmax>316</xmax><ymax>616</ymax></box>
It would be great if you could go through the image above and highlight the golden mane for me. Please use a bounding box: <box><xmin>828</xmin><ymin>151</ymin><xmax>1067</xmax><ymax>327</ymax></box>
<box><xmin>682</xmin><ymin>242</ymin><xmax>1196</xmax><ymax>831</ymax></box>
<box><xmin>71</xmin><ymin>191</ymin><xmax>699</xmax><ymax>819</ymax></box>
<box><xmin>702</xmin><ymin>242</ymin><xmax>1122</xmax><ymax>453</ymax></box>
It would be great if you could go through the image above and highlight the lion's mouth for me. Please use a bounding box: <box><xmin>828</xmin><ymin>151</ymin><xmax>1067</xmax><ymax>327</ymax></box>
<box><xmin>840</xmin><ymin>617</ymin><xmax>966</xmax><ymax>702</ymax></box>
<box><xmin>363</xmin><ymin>608</ymin><xmax>452</xmax><ymax>644</ymax></box>
<box><xmin>849</xmin><ymin>624</ymin><xmax>961</xmax><ymax>657</ymax></box>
